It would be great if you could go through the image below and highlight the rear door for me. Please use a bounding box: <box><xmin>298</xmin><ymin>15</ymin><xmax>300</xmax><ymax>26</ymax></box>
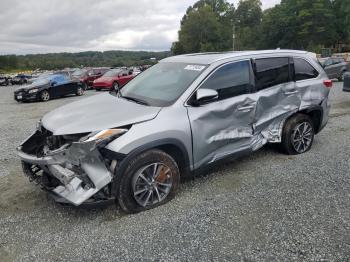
<box><xmin>253</xmin><ymin>57</ymin><xmax>300</xmax><ymax>140</ymax></box>
<box><xmin>187</xmin><ymin>60</ymin><xmax>257</xmax><ymax>169</ymax></box>
<box><xmin>50</xmin><ymin>75</ymin><xmax>66</xmax><ymax>97</ymax></box>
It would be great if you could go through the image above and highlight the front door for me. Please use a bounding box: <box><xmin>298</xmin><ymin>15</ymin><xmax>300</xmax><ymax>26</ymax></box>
<box><xmin>187</xmin><ymin>60</ymin><xmax>257</xmax><ymax>169</ymax></box>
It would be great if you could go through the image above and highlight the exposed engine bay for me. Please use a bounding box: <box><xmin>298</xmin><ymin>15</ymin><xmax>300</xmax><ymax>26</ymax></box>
<box><xmin>18</xmin><ymin>124</ymin><xmax>127</xmax><ymax>205</ymax></box>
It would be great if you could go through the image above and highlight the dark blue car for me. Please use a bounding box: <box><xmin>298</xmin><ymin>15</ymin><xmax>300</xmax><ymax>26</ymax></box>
<box><xmin>14</xmin><ymin>74</ymin><xmax>84</xmax><ymax>102</ymax></box>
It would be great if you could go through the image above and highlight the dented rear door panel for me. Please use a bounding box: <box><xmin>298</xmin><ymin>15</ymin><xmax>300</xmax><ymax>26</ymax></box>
<box><xmin>254</xmin><ymin>81</ymin><xmax>301</xmax><ymax>142</ymax></box>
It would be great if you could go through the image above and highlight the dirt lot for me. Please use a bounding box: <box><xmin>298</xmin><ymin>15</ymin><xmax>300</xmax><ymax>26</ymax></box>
<box><xmin>0</xmin><ymin>84</ymin><xmax>349</xmax><ymax>261</ymax></box>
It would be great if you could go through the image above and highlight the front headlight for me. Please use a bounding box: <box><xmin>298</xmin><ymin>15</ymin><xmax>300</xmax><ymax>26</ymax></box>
<box><xmin>28</xmin><ymin>88</ymin><xmax>39</xmax><ymax>94</ymax></box>
<box><xmin>82</xmin><ymin>128</ymin><xmax>128</xmax><ymax>144</ymax></box>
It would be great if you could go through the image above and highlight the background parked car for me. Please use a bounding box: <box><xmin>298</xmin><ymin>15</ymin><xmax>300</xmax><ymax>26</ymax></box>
<box><xmin>343</xmin><ymin>72</ymin><xmax>350</xmax><ymax>92</ymax></box>
<box><xmin>72</xmin><ymin>68</ymin><xmax>110</xmax><ymax>90</ymax></box>
<box><xmin>14</xmin><ymin>74</ymin><xmax>84</xmax><ymax>102</ymax></box>
<box><xmin>0</xmin><ymin>76</ymin><xmax>10</xmax><ymax>86</ymax></box>
<box><xmin>93</xmin><ymin>68</ymin><xmax>135</xmax><ymax>91</ymax></box>
<box><xmin>11</xmin><ymin>74</ymin><xmax>31</xmax><ymax>85</ymax></box>
<box><xmin>319</xmin><ymin>57</ymin><xmax>349</xmax><ymax>81</ymax></box>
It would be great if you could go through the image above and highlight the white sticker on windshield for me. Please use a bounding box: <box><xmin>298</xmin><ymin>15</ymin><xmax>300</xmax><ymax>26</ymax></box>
<box><xmin>184</xmin><ymin>65</ymin><xmax>205</xmax><ymax>71</ymax></box>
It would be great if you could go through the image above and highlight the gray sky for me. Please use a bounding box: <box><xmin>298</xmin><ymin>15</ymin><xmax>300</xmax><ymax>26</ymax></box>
<box><xmin>0</xmin><ymin>0</ymin><xmax>280</xmax><ymax>55</ymax></box>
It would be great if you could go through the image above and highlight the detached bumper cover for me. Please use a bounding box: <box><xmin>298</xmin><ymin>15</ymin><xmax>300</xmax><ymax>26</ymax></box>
<box><xmin>17</xmin><ymin>131</ymin><xmax>113</xmax><ymax>206</ymax></box>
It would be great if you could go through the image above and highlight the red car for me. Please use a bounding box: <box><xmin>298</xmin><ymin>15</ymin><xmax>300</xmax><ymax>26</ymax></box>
<box><xmin>72</xmin><ymin>68</ymin><xmax>110</xmax><ymax>89</ymax></box>
<box><xmin>93</xmin><ymin>69</ymin><xmax>135</xmax><ymax>91</ymax></box>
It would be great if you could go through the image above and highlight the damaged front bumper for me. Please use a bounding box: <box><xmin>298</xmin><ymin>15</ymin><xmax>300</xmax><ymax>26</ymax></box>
<box><xmin>17</xmin><ymin>129</ymin><xmax>116</xmax><ymax>206</ymax></box>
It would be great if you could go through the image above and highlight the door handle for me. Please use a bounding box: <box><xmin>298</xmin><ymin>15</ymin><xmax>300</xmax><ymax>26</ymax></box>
<box><xmin>284</xmin><ymin>90</ymin><xmax>299</xmax><ymax>95</ymax></box>
<box><xmin>237</xmin><ymin>105</ymin><xmax>255</xmax><ymax>111</ymax></box>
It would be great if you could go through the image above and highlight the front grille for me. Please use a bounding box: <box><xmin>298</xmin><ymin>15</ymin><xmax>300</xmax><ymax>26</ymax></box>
<box><xmin>21</xmin><ymin>125</ymin><xmax>89</xmax><ymax>156</ymax></box>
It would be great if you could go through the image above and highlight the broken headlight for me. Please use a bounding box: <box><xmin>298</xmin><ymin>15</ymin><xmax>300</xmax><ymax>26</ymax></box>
<box><xmin>81</xmin><ymin>128</ymin><xmax>128</xmax><ymax>145</ymax></box>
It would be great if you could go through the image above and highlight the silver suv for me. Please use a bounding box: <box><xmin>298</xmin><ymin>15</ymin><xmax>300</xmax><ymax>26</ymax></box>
<box><xmin>18</xmin><ymin>50</ymin><xmax>332</xmax><ymax>213</ymax></box>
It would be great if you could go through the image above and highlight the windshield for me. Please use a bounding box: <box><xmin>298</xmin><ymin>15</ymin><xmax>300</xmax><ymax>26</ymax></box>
<box><xmin>318</xmin><ymin>58</ymin><xmax>327</xmax><ymax>66</ymax></box>
<box><xmin>72</xmin><ymin>69</ymin><xmax>87</xmax><ymax>77</ymax></box>
<box><xmin>103</xmin><ymin>69</ymin><xmax>121</xmax><ymax>77</ymax></box>
<box><xmin>119</xmin><ymin>62</ymin><xmax>206</xmax><ymax>107</ymax></box>
<box><xmin>32</xmin><ymin>77</ymin><xmax>50</xmax><ymax>85</ymax></box>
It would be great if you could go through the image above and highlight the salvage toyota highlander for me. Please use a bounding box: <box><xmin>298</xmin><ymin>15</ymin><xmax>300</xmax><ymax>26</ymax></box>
<box><xmin>17</xmin><ymin>50</ymin><xmax>332</xmax><ymax>213</ymax></box>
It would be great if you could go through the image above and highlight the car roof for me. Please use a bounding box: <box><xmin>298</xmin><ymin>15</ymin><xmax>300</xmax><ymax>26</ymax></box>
<box><xmin>161</xmin><ymin>49</ymin><xmax>309</xmax><ymax>65</ymax></box>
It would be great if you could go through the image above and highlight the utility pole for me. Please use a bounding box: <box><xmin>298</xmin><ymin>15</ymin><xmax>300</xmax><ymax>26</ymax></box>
<box><xmin>232</xmin><ymin>25</ymin><xmax>236</xmax><ymax>51</ymax></box>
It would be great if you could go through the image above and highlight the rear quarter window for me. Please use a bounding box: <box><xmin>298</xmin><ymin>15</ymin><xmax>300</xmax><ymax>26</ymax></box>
<box><xmin>294</xmin><ymin>58</ymin><xmax>319</xmax><ymax>81</ymax></box>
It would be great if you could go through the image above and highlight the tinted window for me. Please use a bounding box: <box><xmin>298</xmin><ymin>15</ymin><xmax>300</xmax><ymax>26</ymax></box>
<box><xmin>200</xmin><ymin>61</ymin><xmax>251</xmax><ymax>100</ymax></box>
<box><xmin>53</xmin><ymin>75</ymin><xmax>67</xmax><ymax>84</ymax></box>
<box><xmin>254</xmin><ymin>57</ymin><xmax>290</xmax><ymax>91</ymax></box>
<box><xmin>294</xmin><ymin>58</ymin><xmax>319</xmax><ymax>81</ymax></box>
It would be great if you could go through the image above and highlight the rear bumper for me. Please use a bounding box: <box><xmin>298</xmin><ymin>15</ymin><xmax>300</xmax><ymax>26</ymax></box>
<box><xmin>319</xmin><ymin>97</ymin><xmax>331</xmax><ymax>133</ymax></box>
<box><xmin>18</xmin><ymin>131</ymin><xmax>113</xmax><ymax>206</ymax></box>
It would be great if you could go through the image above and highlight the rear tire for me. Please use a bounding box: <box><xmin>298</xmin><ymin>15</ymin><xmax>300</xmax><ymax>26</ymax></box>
<box><xmin>76</xmin><ymin>86</ymin><xmax>84</xmax><ymax>96</ymax></box>
<box><xmin>116</xmin><ymin>150</ymin><xmax>180</xmax><ymax>214</ymax></box>
<box><xmin>280</xmin><ymin>114</ymin><xmax>314</xmax><ymax>155</ymax></box>
<box><xmin>113</xmin><ymin>82</ymin><xmax>119</xmax><ymax>92</ymax></box>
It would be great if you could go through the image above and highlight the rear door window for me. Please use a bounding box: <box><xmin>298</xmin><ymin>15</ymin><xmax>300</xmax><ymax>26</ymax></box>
<box><xmin>294</xmin><ymin>58</ymin><xmax>319</xmax><ymax>81</ymax></box>
<box><xmin>254</xmin><ymin>57</ymin><xmax>290</xmax><ymax>91</ymax></box>
<box><xmin>200</xmin><ymin>60</ymin><xmax>251</xmax><ymax>100</ymax></box>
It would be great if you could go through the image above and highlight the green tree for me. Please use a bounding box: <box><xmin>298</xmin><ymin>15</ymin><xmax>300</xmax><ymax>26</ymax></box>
<box><xmin>259</xmin><ymin>0</ymin><xmax>338</xmax><ymax>51</ymax></box>
<box><xmin>172</xmin><ymin>0</ymin><xmax>235</xmax><ymax>55</ymax></box>
<box><xmin>333</xmin><ymin>0</ymin><xmax>350</xmax><ymax>48</ymax></box>
<box><xmin>234</xmin><ymin>0</ymin><xmax>263</xmax><ymax>50</ymax></box>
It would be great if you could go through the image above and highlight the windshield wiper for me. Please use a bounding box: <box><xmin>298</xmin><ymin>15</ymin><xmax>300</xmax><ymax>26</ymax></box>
<box><xmin>121</xmin><ymin>95</ymin><xmax>149</xmax><ymax>106</ymax></box>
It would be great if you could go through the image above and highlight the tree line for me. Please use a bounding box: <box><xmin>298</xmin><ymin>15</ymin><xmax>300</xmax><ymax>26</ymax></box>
<box><xmin>2</xmin><ymin>0</ymin><xmax>349</xmax><ymax>71</ymax></box>
<box><xmin>172</xmin><ymin>0</ymin><xmax>350</xmax><ymax>55</ymax></box>
<box><xmin>0</xmin><ymin>50</ymin><xmax>170</xmax><ymax>72</ymax></box>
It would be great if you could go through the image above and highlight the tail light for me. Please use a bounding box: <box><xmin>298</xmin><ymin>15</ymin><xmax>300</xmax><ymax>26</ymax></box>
<box><xmin>323</xmin><ymin>79</ymin><xmax>332</xmax><ymax>89</ymax></box>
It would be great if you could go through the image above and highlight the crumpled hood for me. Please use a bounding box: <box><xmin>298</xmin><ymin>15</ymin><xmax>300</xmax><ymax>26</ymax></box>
<box><xmin>42</xmin><ymin>93</ymin><xmax>161</xmax><ymax>135</ymax></box>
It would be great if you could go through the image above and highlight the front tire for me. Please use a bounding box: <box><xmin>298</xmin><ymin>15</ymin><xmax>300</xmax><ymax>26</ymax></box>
<box><xmin>116</xmin><ymin>150</ymin><xmax>180</xmax><ymax>214</ymax></box>
<box><xmin>338</xmin><ymin>71</ymin><xmax>346</xmax><ymax>82</ymax></box>
<box><xmin>280</xmin><ymin>114</ymin><xmax>314</xmax><ymax>155</ymax></box>
<box><xmin>40</xmin><ymin>90</ymin><xmax>50</xmax><ymax>102</ymax></box>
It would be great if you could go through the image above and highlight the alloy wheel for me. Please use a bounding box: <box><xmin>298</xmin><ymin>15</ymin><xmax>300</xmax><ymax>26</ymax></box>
<box><xmin>77</xmin><ymin>87</ymin><xmax>84</xmax><ymax>95</ymax></box>
<box><xmin>132</xmin><ymin>162</ymin><xmax>173</xmax><ymax>207</ymax></box>
<box><xmin>113</xmin><ymin>82</ymin><xmax>119</xmax><ymax>91</ymax></box>
<box><xmin>341</xmin><ymin>72</ymin><xmax>346</xmax><ymax>82</ymax></box>
<box><xmin>291</xmin><ymin>122</ymin><xmax>313</xmax><ymax>153</ymax></box>
<box><xmin>41</xmin><ymin>91</ymin><xmax>50</xmax><ymax>101</ymax></box>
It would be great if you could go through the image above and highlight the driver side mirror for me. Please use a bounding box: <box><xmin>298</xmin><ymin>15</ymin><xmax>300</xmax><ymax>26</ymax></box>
<box><xmin>191</xmin><ymin>89</ymin><xmax>218</xmax><ymax>106</ymax></box>
<box><xmin>51</xmin><ymin>81</ymin><xmax>57</xmax><ymax>87</ymax></box>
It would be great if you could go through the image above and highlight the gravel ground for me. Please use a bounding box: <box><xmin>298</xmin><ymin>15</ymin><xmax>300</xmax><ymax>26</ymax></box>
<box><xmin>0</xmin><ymin>83</ymin><xmax>349</xmax><ymax>261</ymax></box>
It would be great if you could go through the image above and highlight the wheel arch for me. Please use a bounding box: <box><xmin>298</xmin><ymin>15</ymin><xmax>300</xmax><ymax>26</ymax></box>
<box><xmin>110</xmin><ymin>138</ymin><xmax>192</xmax><ymax>195</ymax></box>
<box><xmin>298</xmin><ymin>106</ymin><xmax>324</xmax><ymax>134</ymax></box>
